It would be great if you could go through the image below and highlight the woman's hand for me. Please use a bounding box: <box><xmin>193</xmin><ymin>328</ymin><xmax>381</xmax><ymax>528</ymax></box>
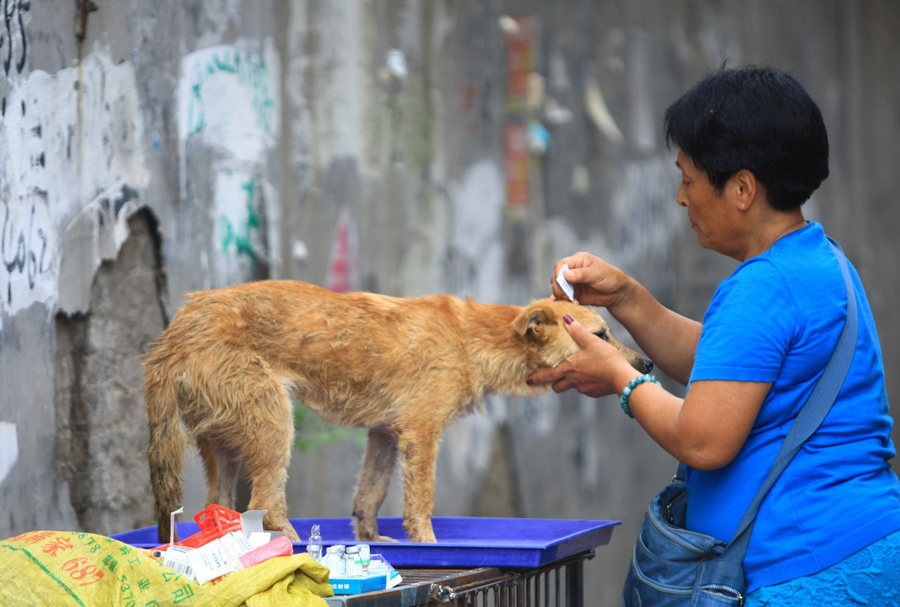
<box><xmin>528</xmin><ymin>315</ymin><xmax>769</xmax><ymax>471</ymax></box>
<box><xmin>550</xmin><ymin>252</ymin><xmax>632</xmax><ymax>311</ymax></box>
<box><xmin>529</xmin><ymin>318</ymin><xmax>767</xmax><ymax>471</ymax></box>
<box><xmin>549</xmin><ymin>251</ymin><xmax>702</xmax><ymax>384</ymax></box>
<box><xmin>528</xmin><ymin>315</ymin><xmax>639</xmax><ymax>398</ymax></box>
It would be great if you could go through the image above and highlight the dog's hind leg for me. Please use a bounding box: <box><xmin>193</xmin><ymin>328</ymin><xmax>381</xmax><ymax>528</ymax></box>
<box><xmin>353</xmin><ymin>427</ymin><xmax>400</xmax><ymax>542</ymax></box>
<box><xmin>197</xmin><ymin>437</ymin><xmax>239</xmax><ymax>510</ymax></box>
<box><xmin>397</xmin><ymin>426</ymin><xmax>442</xmax><ymax>543</ymax></box>
<box><xmin>197</xmin><ymin>436</ymin><xmax>220</xmax><ymax>507</ymax></box>
<box><xmin>237</xmin><ymin>375</ymin><xmax>300</xmax><ymax>542</ymax></box>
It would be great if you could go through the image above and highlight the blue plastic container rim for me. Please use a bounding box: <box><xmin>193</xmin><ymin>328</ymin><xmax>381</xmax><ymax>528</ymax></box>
<box><xmin>111</xmin><ymin>516</ymin><xmax>619</xmax><ymax>569</ymax></box>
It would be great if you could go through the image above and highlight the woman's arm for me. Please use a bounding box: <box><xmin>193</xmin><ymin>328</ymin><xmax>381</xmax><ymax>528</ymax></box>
<box><xmin>530</xmin><ymin>317</ymin><xmax>769</xmax><ymax>470</ymax></box>
<box><xmin>620</xmin><ymin>373</ymin><xmax>770</xmax><ymax>470</ymax></box>
<box><xmin>604</xmin><ymin>278</ymin><xmax>701</xmax><ymax>385</ymax></box>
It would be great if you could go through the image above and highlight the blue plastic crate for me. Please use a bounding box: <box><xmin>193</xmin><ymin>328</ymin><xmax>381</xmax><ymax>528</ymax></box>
<box><xmin>111</xmin><ymin>516</ymin><xmax>619</xmax><ymax>568</ymax></box>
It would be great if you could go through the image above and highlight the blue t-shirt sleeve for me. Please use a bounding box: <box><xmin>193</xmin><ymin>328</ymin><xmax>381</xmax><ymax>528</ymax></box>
<box><xmin>691</xmin><ymin>260</ymin><xmax>798</xmax><ymax>383</ymax></box>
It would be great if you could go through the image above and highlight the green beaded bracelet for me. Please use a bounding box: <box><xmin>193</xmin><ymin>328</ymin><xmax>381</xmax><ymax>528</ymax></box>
<box><xmin>620</xmin><ymin>374</ymin><xmax>660</xmax><ymax>418</ymax></box>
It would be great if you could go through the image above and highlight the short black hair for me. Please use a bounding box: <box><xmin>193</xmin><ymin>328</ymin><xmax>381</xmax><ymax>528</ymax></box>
<box><xmin>664</xmin><ymin>66</ymin><xmax>829</xmax><ymax>211</ymax></box>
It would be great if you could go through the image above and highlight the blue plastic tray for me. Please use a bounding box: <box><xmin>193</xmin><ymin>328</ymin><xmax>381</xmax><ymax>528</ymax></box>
<box><xmin>111</xmin><ymin>517</ymin><xmax>619</xmax><ymax>568</ymax></box>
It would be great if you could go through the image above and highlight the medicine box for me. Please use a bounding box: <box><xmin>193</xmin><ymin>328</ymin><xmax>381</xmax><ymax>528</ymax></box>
<box><xmin>327</xmin><ymin>573</ymin><xmax>388</xmax><ymax>595</ymax></box>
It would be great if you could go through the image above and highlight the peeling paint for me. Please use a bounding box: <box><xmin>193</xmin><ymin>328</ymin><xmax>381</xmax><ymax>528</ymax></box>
<box><xmin>0</xmin><ymin>45</ymin><xmax>150</xmax><ymax>317</ymax></box>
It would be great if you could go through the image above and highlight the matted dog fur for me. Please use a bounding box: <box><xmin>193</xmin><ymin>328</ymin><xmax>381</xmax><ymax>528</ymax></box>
<box><xmin>144</xmin><ymin>280</ymin><xmax>651</xmax><ymax>544</ymax></box>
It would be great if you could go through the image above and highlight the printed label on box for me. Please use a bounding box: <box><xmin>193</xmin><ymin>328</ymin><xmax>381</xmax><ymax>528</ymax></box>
<box><xmin>163</xmin><ymin>545</ymin><xmax>194</xmax><ymax>579</ymax></box>
<box><xmin>188</xmin><ymin>537</ymin><xmax>240</xmax><ymax>584</ymax></box>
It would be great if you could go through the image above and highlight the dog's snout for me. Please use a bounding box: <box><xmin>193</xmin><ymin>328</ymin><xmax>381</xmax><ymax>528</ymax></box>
<box><xmin>627</xmin><ymin>355</ymin><xmax>654</xmax><ymax>375</ymax></box>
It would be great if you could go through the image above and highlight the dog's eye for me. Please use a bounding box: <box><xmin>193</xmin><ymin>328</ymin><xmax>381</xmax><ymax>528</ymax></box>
<box><xmin>593</xmin><ymin>329</ymin><xmax>608</xmax><ymax>340</ymax></box>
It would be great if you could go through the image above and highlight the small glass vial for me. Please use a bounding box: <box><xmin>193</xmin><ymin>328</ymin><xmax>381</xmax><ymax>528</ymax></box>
<box><xmin>306</xmin><ymin>524</ymin><xmax>323</xmax><ymax>563</ymax></box>
<box><xmin>358</xmin><ymin>544</ymin><xmax>370</xmax><ymax>575</ymax></box>
<box><xmin>323</xmin><ymin>545</ymin><xmax>346</xmax><ymax>578</ymax></box>
<box><xmin>345</xmin><ymin>545</ymin><xmax>362</xmax><ymax>577</ymax></box>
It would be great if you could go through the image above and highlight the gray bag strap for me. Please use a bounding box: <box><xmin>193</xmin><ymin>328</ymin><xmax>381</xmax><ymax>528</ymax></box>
<box><xmin>720</xmin><ymin>239</ymin><xmax>858</xmax><ymax>562</ymax></box>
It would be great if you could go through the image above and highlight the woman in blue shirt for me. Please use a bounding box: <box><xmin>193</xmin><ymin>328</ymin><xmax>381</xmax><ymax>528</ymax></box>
<box><xmin>529</xmin><ymin>66</ymin><xmax>900</xmax><ymax>605</ymax></box>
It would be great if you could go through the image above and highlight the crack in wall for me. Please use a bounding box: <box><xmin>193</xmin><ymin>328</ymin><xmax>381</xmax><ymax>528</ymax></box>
<box><xmin>53</xmin><ymin>208</ymin><xmax>168</xmax><ymax>534</ymax></box>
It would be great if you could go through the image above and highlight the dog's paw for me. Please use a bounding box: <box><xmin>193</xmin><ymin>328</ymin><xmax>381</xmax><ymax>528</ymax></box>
<box><xmin>373</xmin><ymin>534</ymin><xmax>398</xmax><ymax>542</ymax></box>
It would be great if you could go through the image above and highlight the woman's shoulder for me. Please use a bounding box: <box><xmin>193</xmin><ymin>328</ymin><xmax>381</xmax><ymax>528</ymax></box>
<box><xmin>729</xmin><ymin>223</ymin><xmax>837</xmax><ymax>293</ymax></box>
<box><xmin>717</xmin><ymin>256</ymin><xmax>791</xmax><ymax>307</ymax></box>
<box><xmin>707</xmin><ymin>224</ymin><xmax>842</xmax><ymax>335</ymax></box>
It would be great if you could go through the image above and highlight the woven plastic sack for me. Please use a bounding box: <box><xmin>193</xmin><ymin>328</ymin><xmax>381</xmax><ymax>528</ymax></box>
<box><xmin>0</xmin><ymin>530</ymin><xmax>333</xmax><ymax>607</ymax></box>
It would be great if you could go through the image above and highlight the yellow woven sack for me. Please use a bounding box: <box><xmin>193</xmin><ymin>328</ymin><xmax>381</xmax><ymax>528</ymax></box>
<box><xmin>0</xmin><ymin>531</ymin><xmax>334</xmax><ymax>607</ymax></box>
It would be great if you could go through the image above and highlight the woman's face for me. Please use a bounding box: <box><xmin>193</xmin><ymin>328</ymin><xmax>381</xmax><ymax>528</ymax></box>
<box><xmin>675</xmin><ymin>150</ymin><xmax>737</xmax><ymax>255</ymax></box>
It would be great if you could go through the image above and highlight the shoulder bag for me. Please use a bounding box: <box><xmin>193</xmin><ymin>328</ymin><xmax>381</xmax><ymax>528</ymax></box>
<box><xmin>622</xmin><ymin>241</ymin><xmax>858</xmax><ymax>606</ymax></box>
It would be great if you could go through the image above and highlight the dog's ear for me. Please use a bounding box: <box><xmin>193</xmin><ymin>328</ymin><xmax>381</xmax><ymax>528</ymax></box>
<box><xmin>512</xmin><ymin>305</ymin><xmax>554</xmax><ymax>339</ymax></box>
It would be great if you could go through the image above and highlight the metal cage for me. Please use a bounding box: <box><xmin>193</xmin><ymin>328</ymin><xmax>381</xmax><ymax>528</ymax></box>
<box><xmin>324</xmin><ymin>550</ymin><xmax>594</xmax><ymax>607</ymax></box>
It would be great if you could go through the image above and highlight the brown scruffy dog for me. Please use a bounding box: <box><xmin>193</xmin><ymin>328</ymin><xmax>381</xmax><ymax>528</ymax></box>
<box><xmin>144</xmin><ymin>280</ymin><xmax>652</xmax><ymax>544</ymax></box>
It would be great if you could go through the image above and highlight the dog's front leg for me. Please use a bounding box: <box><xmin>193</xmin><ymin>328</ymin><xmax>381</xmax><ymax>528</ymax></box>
<box><xmin>352</xmin><ymin>427</ymin><xmax>399</xmax><ymax>542</ymax></box>
<box><xmin>398</xmin><ymin>428</ymin><xmax>441</xmax><ymax>543</ymax></box>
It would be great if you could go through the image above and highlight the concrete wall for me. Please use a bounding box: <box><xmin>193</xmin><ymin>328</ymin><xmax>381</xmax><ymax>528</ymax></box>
<box><xmin>1</xmin><ymin>1</ymin><xmax>898</xmax><ymax>605</ymax></box>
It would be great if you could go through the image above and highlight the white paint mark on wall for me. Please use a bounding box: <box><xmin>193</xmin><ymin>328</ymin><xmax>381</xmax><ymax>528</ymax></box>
<box><xmin>213</xmin><ymin>168</ymin><xmax>265</xmax><ymax>286</ymax></box>
<box><xmin>450</xmin><ymin>160</ymin><xmax>505</xmax><ymax>303</ymax></box>
<box><xmin>0</xmin><ymin>44</ymin><xmax>150</xmax><ymax>316</ymax></box>
<box><xmin>0</xmin><ymin>422</ymin><xmax>19</xmax><ymax>484</ymax></box>
<box><xmin>178</xmin><ymin>39</ymin><xmax>281</xmax><ymax>165</ymax></box>
<box><xmin>178</xmin><ymin>39</ymin><xmax>282</xmax><ymax>285</ymax></box>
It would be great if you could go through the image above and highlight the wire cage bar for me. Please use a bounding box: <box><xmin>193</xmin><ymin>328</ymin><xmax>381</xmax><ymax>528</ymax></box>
<box><xmin>324</xmin><ymin>549</ymin><xmax>595</xmax><ymax>607</ymax></box>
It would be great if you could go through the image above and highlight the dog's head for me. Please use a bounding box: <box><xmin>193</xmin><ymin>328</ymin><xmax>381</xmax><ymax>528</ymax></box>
<box><xmin>512</xmin><ymin>299</ymin><xmax>653</xmax><ymax>374</ymax></box>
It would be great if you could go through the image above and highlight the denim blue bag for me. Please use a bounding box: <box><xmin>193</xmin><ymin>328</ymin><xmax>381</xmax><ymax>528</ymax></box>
<box><xmin>623</xmin><ymin>242</ymin><xmax>858</xmax><ymax>607</ymax></box>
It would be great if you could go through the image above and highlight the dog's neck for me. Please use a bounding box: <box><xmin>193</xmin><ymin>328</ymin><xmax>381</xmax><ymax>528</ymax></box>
<box><xmin>463</xmin><ymin>300</ymin><xmax>543</xmax><ymax>396</ymax></box>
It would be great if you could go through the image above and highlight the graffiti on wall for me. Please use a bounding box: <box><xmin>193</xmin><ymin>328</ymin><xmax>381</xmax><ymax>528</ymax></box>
<box><xmin>219</xmin><ymin>173</ymin><xmax>261</xmax><ymax>263</ymax></box>
<box><xmin>181</xmin><ymin>43</ymin><xmax>278</xmax><ymax>153</ymax></box>
<box><xmin>214</xmin><ymin>168</ymin><xmax>269</xmax><ymax>285</ymax></box>
<box><xmin>0</xmin><ymin>0</ymin><xmax>29</xmax><ymax>79</ymax></box>
<box><xmin>1</xmin><ymin>192</ymin><xmax>53</xmax><ymax>309</ymax></box>
<box><xmin>325</xmin><ymin>207</ymin><xmax>359</xmax><ymax>293</ymax></box>
<box><xmin>503</xmin><ymin>14</ymin><xmax>536</xmax><ymax>210</ymax></box>
<box><xmin>0</xmin><ymin>47</ymin><xmax>150</xmax><ymax>319</ymax></box>
<box><xmin>178</xmin><ymin>39</ymin><xmax>281</xmax><ymax>285</ymax></box>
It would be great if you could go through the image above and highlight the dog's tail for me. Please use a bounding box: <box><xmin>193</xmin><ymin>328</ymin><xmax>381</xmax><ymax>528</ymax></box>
<box><xmin>145</xmin><ymin>362</ymin><xmax>187</xmax><ymax>544</ymax></box>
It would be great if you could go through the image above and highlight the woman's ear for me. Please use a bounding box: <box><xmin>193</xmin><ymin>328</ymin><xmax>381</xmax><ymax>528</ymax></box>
<box><xmin>732</xmin><ymin>169</ymin><xmax>759</xmax><ymax>211</ymax></box>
